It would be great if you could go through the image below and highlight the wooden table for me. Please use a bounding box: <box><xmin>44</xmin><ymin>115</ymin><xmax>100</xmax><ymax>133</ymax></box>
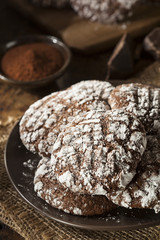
<box><xmin>0</xmin><ymin>1</ymin><xmax>158</xmax><ymax>239</ymax></box>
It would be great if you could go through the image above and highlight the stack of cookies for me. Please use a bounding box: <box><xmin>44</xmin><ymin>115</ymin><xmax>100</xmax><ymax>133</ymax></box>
<box><xmin>20</xmin><ymin>80</ymin><xmax>160</xmax><ymax>216</ymax></box>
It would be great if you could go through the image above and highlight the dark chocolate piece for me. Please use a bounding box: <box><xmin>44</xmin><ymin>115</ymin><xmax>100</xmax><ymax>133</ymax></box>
<box><xmin>106</xmin><ymin>34</ymin><xmax>134</xmax><ymax>80</ymax></box>
<box><xmin>144</xmin><ymin>28</ymin><xmax>160</xmax><ymax>60</ymax></box>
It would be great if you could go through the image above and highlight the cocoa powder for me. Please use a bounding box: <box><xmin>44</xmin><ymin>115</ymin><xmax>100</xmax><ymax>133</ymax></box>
<box><xmin>1</xmin><ymin>42</ymin><xmax>63</xmax><ymax>82</ymax></box>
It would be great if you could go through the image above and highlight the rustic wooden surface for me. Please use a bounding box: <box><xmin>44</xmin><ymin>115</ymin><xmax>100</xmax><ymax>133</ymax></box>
<box><xmin>8</xmin><ymin>0</ymin><xmax>160</xmax><ymax>53</ymax></box>
<box><xmin>0</xmin><ymin>1</ymin><xmax>159</xmax><ymax>240</ymax></box>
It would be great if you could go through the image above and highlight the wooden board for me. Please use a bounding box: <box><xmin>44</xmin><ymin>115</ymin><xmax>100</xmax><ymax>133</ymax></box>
<box><xmin>8</xmin><ymin>0</ymin><xmax>160</xmax><ymax>53</ymax></box>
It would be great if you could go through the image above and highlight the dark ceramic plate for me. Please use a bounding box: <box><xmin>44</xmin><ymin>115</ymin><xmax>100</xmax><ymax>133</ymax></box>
<box><xmin>4</xmin><ymin>122</ymin><xmax>160</xmax><ymax>231</ymax></box>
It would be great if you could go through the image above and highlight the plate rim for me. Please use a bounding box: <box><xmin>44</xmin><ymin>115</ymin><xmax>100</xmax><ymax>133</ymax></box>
<box><xmin>4</xmin><ymin>121</ymin><xmax>160</xmax><ymax>231</ymax></box>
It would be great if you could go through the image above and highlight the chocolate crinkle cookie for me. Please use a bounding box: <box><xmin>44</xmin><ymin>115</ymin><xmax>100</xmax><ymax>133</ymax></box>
<box><xmin>108</xmin><ymin>135</ymin><xmax>160</xmax><ymax>213</ymax></box>
<box><xmin>108</xmin><ymin>83</ymin><xmax>160</xmax><ymax>134</ymax></box>
<box><xmin>51</xmin><ymin>109</ymin><xmax>146</xmax><ymax>195</ymax></box>
<box><xmin>70</xmin><ymin>0</ymin><xmax>151</xmax><ymax>24</ymax></box>
<box><xmin>34</xmin><ymin>157</ymin><xmax>116</xmax><ymax>216</ymax></box>
<box><xmin>20</xmin><ymin>80</ymin><xmax>114</xmax><ymax>158</ymax></box>
<box><xmin>29</xmin><ymin>0</ymin><xmax>69</xmax><ymax>8</ymax></box>
<box><xmin>20</xmin><ymin>80</ymin><xmax>160</xmax><ymax>215</ymax></box>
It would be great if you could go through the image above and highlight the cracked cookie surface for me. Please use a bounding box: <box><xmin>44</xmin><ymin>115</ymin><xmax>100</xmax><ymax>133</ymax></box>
<box><xmin>34</xmin><ymin>157</ymin><xmax>116</xmax><ymax>216</ymax></box>
<box><xmin>20</xmin><ymin>80</ymin><xmax>114</xmax><ymax>157</ymax></box>
<box><xmin>51</xmin><ymin>109</ymin><xmax>146</xmax><ymax>195</ymax></box>
<box><xmin>108</xmin><ymin>83</ymin><xmax>160</xmax><ymax>134</ymax></box>
<box><xmin>107</xmin><ymin>135</ymin><xmax>160</xmax><ymax>213</ymax></box>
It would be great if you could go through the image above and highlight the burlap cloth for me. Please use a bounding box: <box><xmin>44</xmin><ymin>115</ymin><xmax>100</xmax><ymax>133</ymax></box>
<box><xmin>0</xmin><ymin>116</ymin><xmax>160</xmax><ymax>240</ymax></box>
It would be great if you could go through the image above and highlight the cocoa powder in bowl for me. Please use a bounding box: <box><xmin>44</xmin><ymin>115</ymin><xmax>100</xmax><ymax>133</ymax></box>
<box><xmin>1</xmin><ymin>42</ymin><xmax>63</xmax><ymax>82</ymax></box>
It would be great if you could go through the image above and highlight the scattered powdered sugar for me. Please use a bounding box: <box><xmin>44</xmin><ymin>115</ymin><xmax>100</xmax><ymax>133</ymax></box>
<box><xmin>23</xmin><ymin>159</ymin><xmax>37</xmax><ymax>171</ymax></box>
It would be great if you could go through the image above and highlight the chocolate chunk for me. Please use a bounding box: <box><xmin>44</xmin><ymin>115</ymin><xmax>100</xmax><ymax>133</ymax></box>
<box><xmin>106</xmin><ymin>34</ymin><xmax>134</xmax><ymax>80</ymax></box>
<box><xmin>144</xmin><ymin>27</ymin><xmax>160</xmax><ymax>60</ymax></box>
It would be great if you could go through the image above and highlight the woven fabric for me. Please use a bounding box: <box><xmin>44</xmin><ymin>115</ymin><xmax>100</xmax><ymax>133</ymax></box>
<box><xmin>0</xmin><ymin>116</ymin><xmax>160</xmax><ymax>240</ymax></box>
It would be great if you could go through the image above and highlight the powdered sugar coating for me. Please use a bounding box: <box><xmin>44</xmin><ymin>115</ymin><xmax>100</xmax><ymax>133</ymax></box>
<box><xmin>51</xmin><ymin>109</ymin><xmax>146</xmax><ymax>195</ymax></box>
<box><xmin>108</xmin><ymin>135</ymin><xmax>160</xmax><ymax>213</ymax></box>
<box><xmin>67</xmin><ymin>80</ymin><xmax>114</xmax><ymax>101</ymax></box>
<box><xmin>20</xmin><ymin>80</ymin><xmax>114</xmax><ymax>157</ymax></box>
<box><xmin>34</xmin><ymin>157</ymin><xmax>116</xmax><ymax>216</ymax></box>
<box><xmin>70</xmin><ymin>0</ymin><xmax>142</xmax><ymax>24</ymax></box>
<box><xmin>108</xmin><ymin>83</ymin><xmax>160</xmax><ymax>133</ymax></box>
